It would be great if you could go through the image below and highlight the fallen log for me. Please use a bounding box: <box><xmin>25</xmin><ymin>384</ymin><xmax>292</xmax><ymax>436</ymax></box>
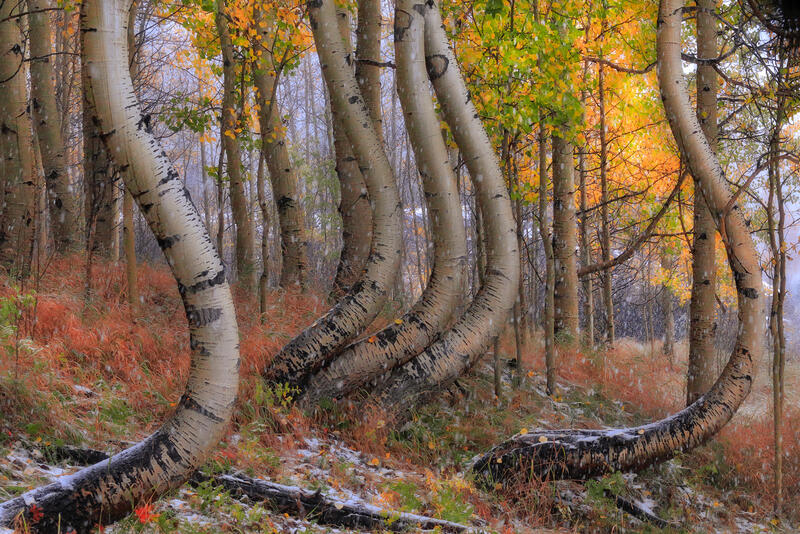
<box><xmin>204</xmin><ymin>471</ymin><xmax>471</xmax><ymax>532</ymax></box>
<box><xmin>15</xmin><ymin>444</ymin><xmax>472</xmax><ymax>532</ymax></box>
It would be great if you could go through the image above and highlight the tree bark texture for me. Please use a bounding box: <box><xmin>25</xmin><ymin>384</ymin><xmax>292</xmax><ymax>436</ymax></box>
<box><xmin>301</xmin><ymin>0</ymin><xmax>467</xmax><ymax>406</ymax></box>
<box><xmin>552</xmin><ymin>132</ymin><xmax>579</xmax><ymax>342</ymax></box>
<box><xmin>371</xmin><ymin>1</ymin><xmax>519</xmax><ymax>415</ymax></box>
<box><xmin>0</xmin><ymin>1</ymin><xmax>241</xmax><ymax>530</ymax></box>
<box><xmin>263</xmin><ymin>0</ymin><xmax>402</xmax><ymax>388</ymax></box>
<box><xmin>686</xmin><ymin>0</ymin><xmax>719</xmax><ymax>405</ymax></box>
<box><xmin>253</xmin><ymin>4</ymin><xmax>309</xmax><ymax>290</ymax></box>
<box><xmin>330</xmin><ymin>8</ymin><xmax>373</xmax><ymax>300</ymax></box>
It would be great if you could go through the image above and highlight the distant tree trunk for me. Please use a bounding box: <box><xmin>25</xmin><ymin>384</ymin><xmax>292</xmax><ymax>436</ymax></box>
<box><xmin>0</xmin><ymin>1</ymin><xmax>240</xmax><ymax>529</ymax></box>
<box><xmin>216</xmin><ymin>1</ymin><xmax>255</xmax><ymax>286</ymax></box>
<box><xmin>661</xmin><ymin>251</ymin><xmax>674</xmax><ymax>360</ymax></box>
<box><xmin>539</xmin><ymin>126</ymin><xmax>556</xmax><ymax>395</ymax></box>
<box><xmin>767</xmin><ymin>97</ymin><xmax>787</xmax><ymax>512</ymax></box>
<box><xmin>301</xmin><ymin>1</ymin><xmax>466</xmax><ymax>405</ymax></box>
<box><xmin>216</xmin><ymin>143</ymin><xmax>225</xmax><ymax>260</ymax></box>
<box><xmin>264</xmin><ymin>0</ymin><xmax>402</xmax><ymax>388</ymax></box>
<box><xmin>356</xmin><ymin>0</ymin><xmax>382</xmax><ymax>141</ymax></box>
<box><xmin>256</xmin><ymin>148</ymin><xmax>270</xmax><ymax>320</ymax></box>
<box><xmin>598</xmin><ymin>48</ymin><xmax>614</xmax><ymax>346</ymax></box>
<box><xmin>473</xmin><ymin>0</ymin><xmax>762</xmax><ymax>481</ymax></box>
<box><xmin>0</xmin><ymin>1</ymin><xmax>36</xmax><ymax>271</ymax></box>
<box><xmin>578</xmin><ymin>138</ymin><xmax>594</xmax><ymax>348</ymax></box>
<box><xmin>200</xmin><ymin>139</ymin><xmax>212</xmax><ymax>233</ymax></box>
<box><xmin>29</xmin><ymin>0</ymin><xmax>78</xmax><ymax>253</ymax></box>
<box><xmin>686</xmin><ymin>0</ymin><xmax>718</xmax><ymax>405</ymax></box>
<box><xmin>330</xmin><ymin>8</ymin><xmax>373</xmax><ymax>300</ymax></box>
<box><xmin>372</xmin><ymin>1</ymin><xmax>519</xmax><ymax>414</ymax></box>
<box><xmin>253</xmin><ymin>5</ymin><xmax>308</xmax><ymax>290</ymax></box>
<box><xmin>552</xmin><ymin>132</ymin><xmax>579</xmax><ymax>343</ymax></box>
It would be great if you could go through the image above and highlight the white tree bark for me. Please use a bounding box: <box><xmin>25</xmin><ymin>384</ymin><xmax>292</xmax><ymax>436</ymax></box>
<box><xmin>265</xmin><ymin>0</ymin><xmax>402</xmax><ymax>388</ymax></box>
<box><xmin>373</xmin><ymin>1</ymin><xmax>519</xmax><ymax>413</ymax></box>
<box><xmin>0</xmin><ymin>0</ymin><xmax>240</xmax><ymax>530</ymax></box>
<box><xmin>473</xmin><ymin>0</ymin><xmax>762</xmax><ymax>482</ymax></box>
<box><xmin>302</xmin><ymin>0</ymin><xmax>467</xmax><ymax>405</ymax></box>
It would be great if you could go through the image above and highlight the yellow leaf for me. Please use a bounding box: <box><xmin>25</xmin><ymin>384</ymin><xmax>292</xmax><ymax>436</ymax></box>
<box><xmin>368</xmin><ymin>336</ymin><xmax>376</xmax><ymax>343</ymax></box>
<box><xmin>519</xmin><ymin>428</ymin><xmax>528</xmax><ymax>435</ymax></box>
<box><xmin>394</xmin><ymin>318</ymin><xmax>403</xmax><ymax>325</ymax></box>
<box><xmin>538</xmin><ymin>436</ymin><xmax>548</xmax><ymax>443</ymax></box>
<box><xmin>428</xmin><ymin>441</ymin><xmax>435</xmax><ymax>450</ymax></box>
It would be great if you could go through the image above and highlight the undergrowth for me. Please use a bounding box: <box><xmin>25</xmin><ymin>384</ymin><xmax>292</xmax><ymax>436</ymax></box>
<box><xmin>1</xmin><ymin>256</ymin><xmax>798</xmax><ymax>532</ymax></box>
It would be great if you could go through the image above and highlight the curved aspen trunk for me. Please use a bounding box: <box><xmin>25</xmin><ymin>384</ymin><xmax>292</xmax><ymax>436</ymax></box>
<box><xmin>0</xmin><ymin>1</ymin><xmax>36</xmax><ymax>271</ymax></box>
<box><xmin>372</xmin><ymin>1</ymin><xmax>519</xmax><ymax>414</ymax></box>
<box><xmin>472</xmin><ymin>0</ymin><xmax>761</xmax><ymax>482</ymax></box>
<box><xmin>552</xmin><ymin>132</ymin><xmax>579</xmax><ymax>342</ymax></box>
<box><xmin>253</xmin><ymin>5</ymin><xmax>308</xmax><ymax>291</ymax></box>
<box><xmin>263</xmin><ymin>0</ymin><xmax>401</xmax><ymax>388</ymax></box>
<box><xmin>355</xmin><ymin>0</ymin><xmax>383</xmax><ymax>141</ymax></box>
<box><xmin>330</xmin><ymin>8</ymin><xmax>373</xmax><ymax>300</ymax></box>
<box><xmin>301</xmin><ymin>0</ymin><xmax>467</xmax><ymax>406</ymax></box>
<box><xmin>686</xmin><ymin>0</ymin><xmax>719</xmax><ymax>405</ymax></box>
<box><xmin>216</xmin><ymin>1</ymin><xmax>255</xmax><ymax>286</ymax></box>
<box><xmin>0</xmin><ymin>1</ymin><xmax>240</xmax><ymax>530</ymax></box>
<box><xmin>29</xmin><ymin>0</ymin><xmax>78</xmax><ymax>253</ymax></box>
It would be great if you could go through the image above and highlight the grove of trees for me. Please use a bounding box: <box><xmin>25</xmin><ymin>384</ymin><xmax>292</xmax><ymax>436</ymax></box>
<box><xmin>0</xmin><ymin>0</ymin><xmax>798</xmax><ymax>531</ymax></box>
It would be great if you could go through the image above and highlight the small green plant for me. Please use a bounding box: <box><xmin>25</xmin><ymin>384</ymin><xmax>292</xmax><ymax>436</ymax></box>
<box><xmin>382</xmin><ymin>480</ymin><xmax>422</xmax><ymax>512</ymax></box>
<box><xmin>0</xmin><ymin>286</ymin><xmax>37</xmax><ymax>373</ymax></box>
<box><xmin>431</xmin><ymin>483</ymin><xmax>474</xmax><ymax>524</ymax></box>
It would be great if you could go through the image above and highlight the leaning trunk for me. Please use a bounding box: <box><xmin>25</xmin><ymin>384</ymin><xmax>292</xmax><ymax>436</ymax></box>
<box><xmin>252</xmin><ymin>5</ymin><xmax>309</xmax><ymax>290</ymax></box>
<box><xmin>263</xmin><ymin>0</ymin><xmax>402</xmax><ymax>388</ymax></box>
<box><xmin>301</xmin><ymin>0</ymin><xmax>467</xmax><ymax>406</ymax></box>
<box><xmin>472</xmin><ymin>0</ymin><xmax>761</xmax><ymax>482</ymax></box>
<box><xmin>372</xmin><ymin>1</ymin><xmax>519</xmax><ymax>414</ymax></box>
<box><xmin>330</xmin><ymin>8</ymin><xmax>373</xmax><ymax>299</ymax></box>
<box><xmin>0</xmin><ymin>0</ymin><xmax>239</xmax><ymax>530</ymax></box>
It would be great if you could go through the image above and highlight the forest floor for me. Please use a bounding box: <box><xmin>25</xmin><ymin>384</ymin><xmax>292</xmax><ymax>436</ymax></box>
<box><xmin>0</xmin><ymin>257</ymin><xmax>798</xmax><ymax>533</ymax></box>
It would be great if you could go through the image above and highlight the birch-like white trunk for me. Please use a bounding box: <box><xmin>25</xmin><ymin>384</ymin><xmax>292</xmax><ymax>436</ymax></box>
<box><xmin>264</xmin><ymin>0</ymin><xmax>402</xmax><ymax>388</ymax></box>
<box><xmin>473</xmin><ymin>0</ymin><xmax>762</xmax><ymax>482</ymax></box>
<box><xmin>0</xmin><ymin>1</ymin><xmax>240</xmax><ymax>530</ymax></box>
<box><xmin>302</xmin><ymin>0</ymin><xmax>467</xmax><ymax>406</ymax></box>
<box><xmin>373</xmin><ymin>1</ymin><xmax>519</xmax><ymax>413</ymax></box>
